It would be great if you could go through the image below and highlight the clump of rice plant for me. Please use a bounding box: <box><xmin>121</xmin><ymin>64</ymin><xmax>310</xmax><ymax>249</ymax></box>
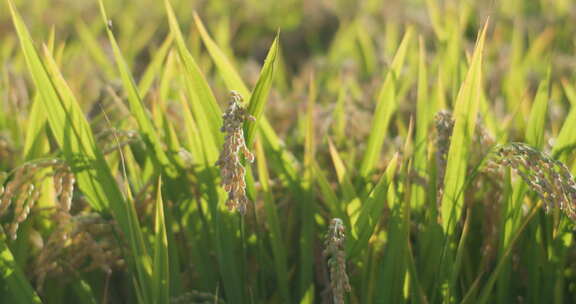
<box><xmin>0</xmin><ymin>159</ymin><xmax>74</xmax><ymax>239</ymax></box>
<box><xmin>494</xmin><ymin>142</ymin><xmax>576</xmax><ymax>220</ymax></box>
<box><xmin>32</xmin><ymin>210</ymin><xmax>123</xmax><ymax>291</ymax></box>
<box><xmin>324</xmin><ymin>218</ymin><xmax>350</xmax><ymax>304</ymax></box>
<box><xmin>216</xmin><ymin>91</ymin><xmax>255</xmax><ymax>215</ymax></box>
<box><xmin>0</xmin><ymin>158</ymin><xmax>123</xmax><ymax>291</ymax></box>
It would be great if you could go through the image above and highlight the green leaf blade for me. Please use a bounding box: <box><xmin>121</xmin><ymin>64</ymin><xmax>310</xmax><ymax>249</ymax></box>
<box><xmin>439</xmin><ymin>22</ymin><xmax>488</xmax><ymax>234</ymax></box>
<box><xmin>98</xmin><ymin>0</ymin><xmax>177</xmax><ymax>178</ymax></box>
<box><xmin>359</xmin><ymin>28</ymin><xmax>413</xmax><ymax>178</ymax></box>
<box><xmin>244</xmin><ymin>34</ymin><xmax>280</xmax><ymax>147</ymax></box>
<box><xmin>152</xmin><ymin>178</ymin><xmax>170</xmax><ymax>304</ymax></box>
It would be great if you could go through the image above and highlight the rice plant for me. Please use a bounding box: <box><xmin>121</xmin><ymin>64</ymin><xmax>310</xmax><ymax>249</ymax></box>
<box><xmin>1</xmin><ymin>0</ymin><xmax>576</xmax><ymax>303</ymax></box>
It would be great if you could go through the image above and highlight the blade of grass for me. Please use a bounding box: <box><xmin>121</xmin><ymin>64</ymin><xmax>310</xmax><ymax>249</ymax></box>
<box><xmin>333</xmin><ymin>82</ymin><xmax>347</xmax><ymax>144</ymax></box>
<box><xmin>359</xmin><ymin>28</ymin><xmax>412</xmax><ymax>178</ymax></box>
<box><xmin>355</xmin><ymin>21</ymin><xmax>377</xmax><ymax>76</ymax></box>
<box><xmin>244</xmin><ymin>34</ymin><xmax>279</xmax><ymax>147</ymax></box>
<box><xmin>298</xmin><ymin>75</ymin><xmax>316</xmax><ymax>302</ymax></box>
<box><xmin>474</xmin><ymin>202</ymin><xmax>543</xmax><ymax>304</ymax></box>
<box><xmin>552</xmin><ymin>80</ymin><xmax>576</xmax><ymax>158</ymax></box>
<box><xmin>525</xmin><ymin>70</ymin><xmax>550</xmax><ymax>148</ymax></box>
<box><xmin>327</xmin><ymin>138</ymin><xmax>361</xmax><ymax>230</ymax></box>
<box><xmin>193</xmin><ymin>12</ymin><xmax>249</xmax><ymax>96</ymax></box>
<box><xmin>411</xmin><ymin>36</ymin><xmax>429</xmax><ymax>211</ymax></box>
<box><xmin>328</xmin><ymin>138</ymin><xmax>358</xmax><ymax>202</ymax></box>
<box><xmin>164</xmin><ymin>0</ymin><xmax>222</xmax><ymax>144</ymax></box>
<box><xmin>349</xmin><ymin>154</ymin><xmax>399</xmax><ymax>258</ymax></box>
<box><xmin>425</xmin><ymin>0</ymin><xmax>447</xmax><ymax>40</ymax></box>
<box><xmin>178</xmin><ymin>94</ymin><xmax>213</xmax><ymax>167</ymax></box>
<box><xmin>254</xmin><ymin>135</ymin><xmax>290</xmax><ymax>303</ymax></box>
<box><xmin>439</xmin><ymin>22</ymin><xmax>487</xmax><ymax>234</ymax></box>
<box><xmin>375</xmin><ymin>190</ymin><xmax>405</xmax><ymax>303</ymax></box>
<box><xmin>561</xmin><ymin>78</ymin><xmax>576</xmax><ymax>106</ymax></box>
<box><xmin>75</xmin><ymin>20</ymin><xmax>115</xmax><ymax>79</ymax></box>
<box><xmin>312</xmin><ymin>160</ymin><xmax>347</xmax><ymax>220</ymax></box>
<box><xmin>0</xmin><ymin>228</ymin><xmax>42</xmax><ymax>304</ymax></box>
<box><xmin>22</xmin><ymin>94</ymin><xmax>47</xmax><ymax>160</ymax></box>
<box><xmin>376</xmin><ymin>119</ymin><xmax>414</xmax><ymax>302</ymax></box>
<box><xmin>152</xmin><ymin>177</ymin><xmax>170</xmax><ymax>304</ymax></box>
<box><xmin>138</xmin><ymin>33</ymin><xmax>173</xmax><ymax>97</ymax></box>
<box><xmin>98</xmin><ymin>0</ymin><xmax>177</xmax><ymax>178</ymax></box>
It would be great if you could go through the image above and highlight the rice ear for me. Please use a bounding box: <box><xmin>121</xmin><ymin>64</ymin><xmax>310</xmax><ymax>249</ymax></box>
<box><xmin>216</xmin><ymin>91</ymin><xmax>255</xmax><ymax>215</ymax></box>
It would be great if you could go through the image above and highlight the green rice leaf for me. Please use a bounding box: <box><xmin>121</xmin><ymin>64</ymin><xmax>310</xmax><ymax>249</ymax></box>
<box><xmin>75</xmin><ymin>20</ymin><xmax>115</xmax><ymax>79</ymax></box>
<box><xmin>327</xmin><ymin>139</ymin><xmax>361</xmax><ymax>224</ymax></box>
<box><xmin>298</xmin><ymin>76</ymin><xmax>316</xmax><ymax>301</ymax></box>
<box><xmin>98</xmin><ymin>0</ymin><xmax>177</xmax><ymax>178</ymax></box>
<box><xmin>355</xmin><ymin>21</ymin><xmax>377</xmax><ymax>75</ymax></box>
<box><xmin>350</xmin><ymin>153</ymin><xmax>399</xmax><ymax>258</ymax></box>
<box><xmin>525</xmin><ymin>70</ymin><xmax>550</xmax><ymax>148</ymax></box>
<box><xmin>254</xmin><ymin>136</ymin><xmax>290</xmax><ymax>303</ymax></box>
<box><xmin>193</xmin><ymin>12</ymin><xmax>250</xmax><ymax>97</ymax></box>
<box><xmin>312</xmin><ymin>160</ymin><xmax>346</xmax><ymax>220</ymax></box>
<box><xmin>552</xmin><ymin>81</ymin><xmax>576</xmax><ymax>158</ymax></box>
<box><xmin>561</xmin><ymin>78</ymin><xmax>576</xmax><ymax>106</ymax></box>
<box><xmin>439</xmin><ymin>22</ymin><xmax>487</xmax><ymax>234</ymax></box>
<box><xmin>359</xmin><ymin>28</ymin><xmax>412</xmax><ymax>178</ymax></box>
<box><xmin>553</xmin><ymin>108</ymin><xmax>576</xmax><ymax>158</ymax></box>
<box><xmin>0</xmin><ymin>229</ymin><xmax>41</xmax><ymax>304</ymax></box>
<box><xmin>22</xmin><ymin>95</ymin><xmax>47</xmax><ymax>160</ymax></box>
<box><xmin>328</xmin><ymin>139</ymin><xmax>358</xmax><ymax>201</ymax></box>
<box><xmin>164</xmin><ymin>0</ymin><xmax>222</xmax><ymax>144</ymax></box>
<box><xmin>411</xmin><ymin>37</ymin><xmax>429</xmax><ymax>211</ymax></box>
<box><xmin>152</xmin><ymin>178</ymin><xmax>170</xmax><ymax>304</ymax></box>
<box><xmin>138</xmin><ymin>33</ymin><xmax>173</xmax><ymax>97</ymax></box>
<box><xmin>243</xmin><ymin>34</ymin><xmax>280</xmax><ymax>147</ymax></box>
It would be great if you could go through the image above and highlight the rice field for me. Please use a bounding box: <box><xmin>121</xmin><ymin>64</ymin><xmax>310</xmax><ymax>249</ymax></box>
<box><xmin>1</xmin><ymin>0</ymin><xmax>576</xmax><ymax>303</ymax></box>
